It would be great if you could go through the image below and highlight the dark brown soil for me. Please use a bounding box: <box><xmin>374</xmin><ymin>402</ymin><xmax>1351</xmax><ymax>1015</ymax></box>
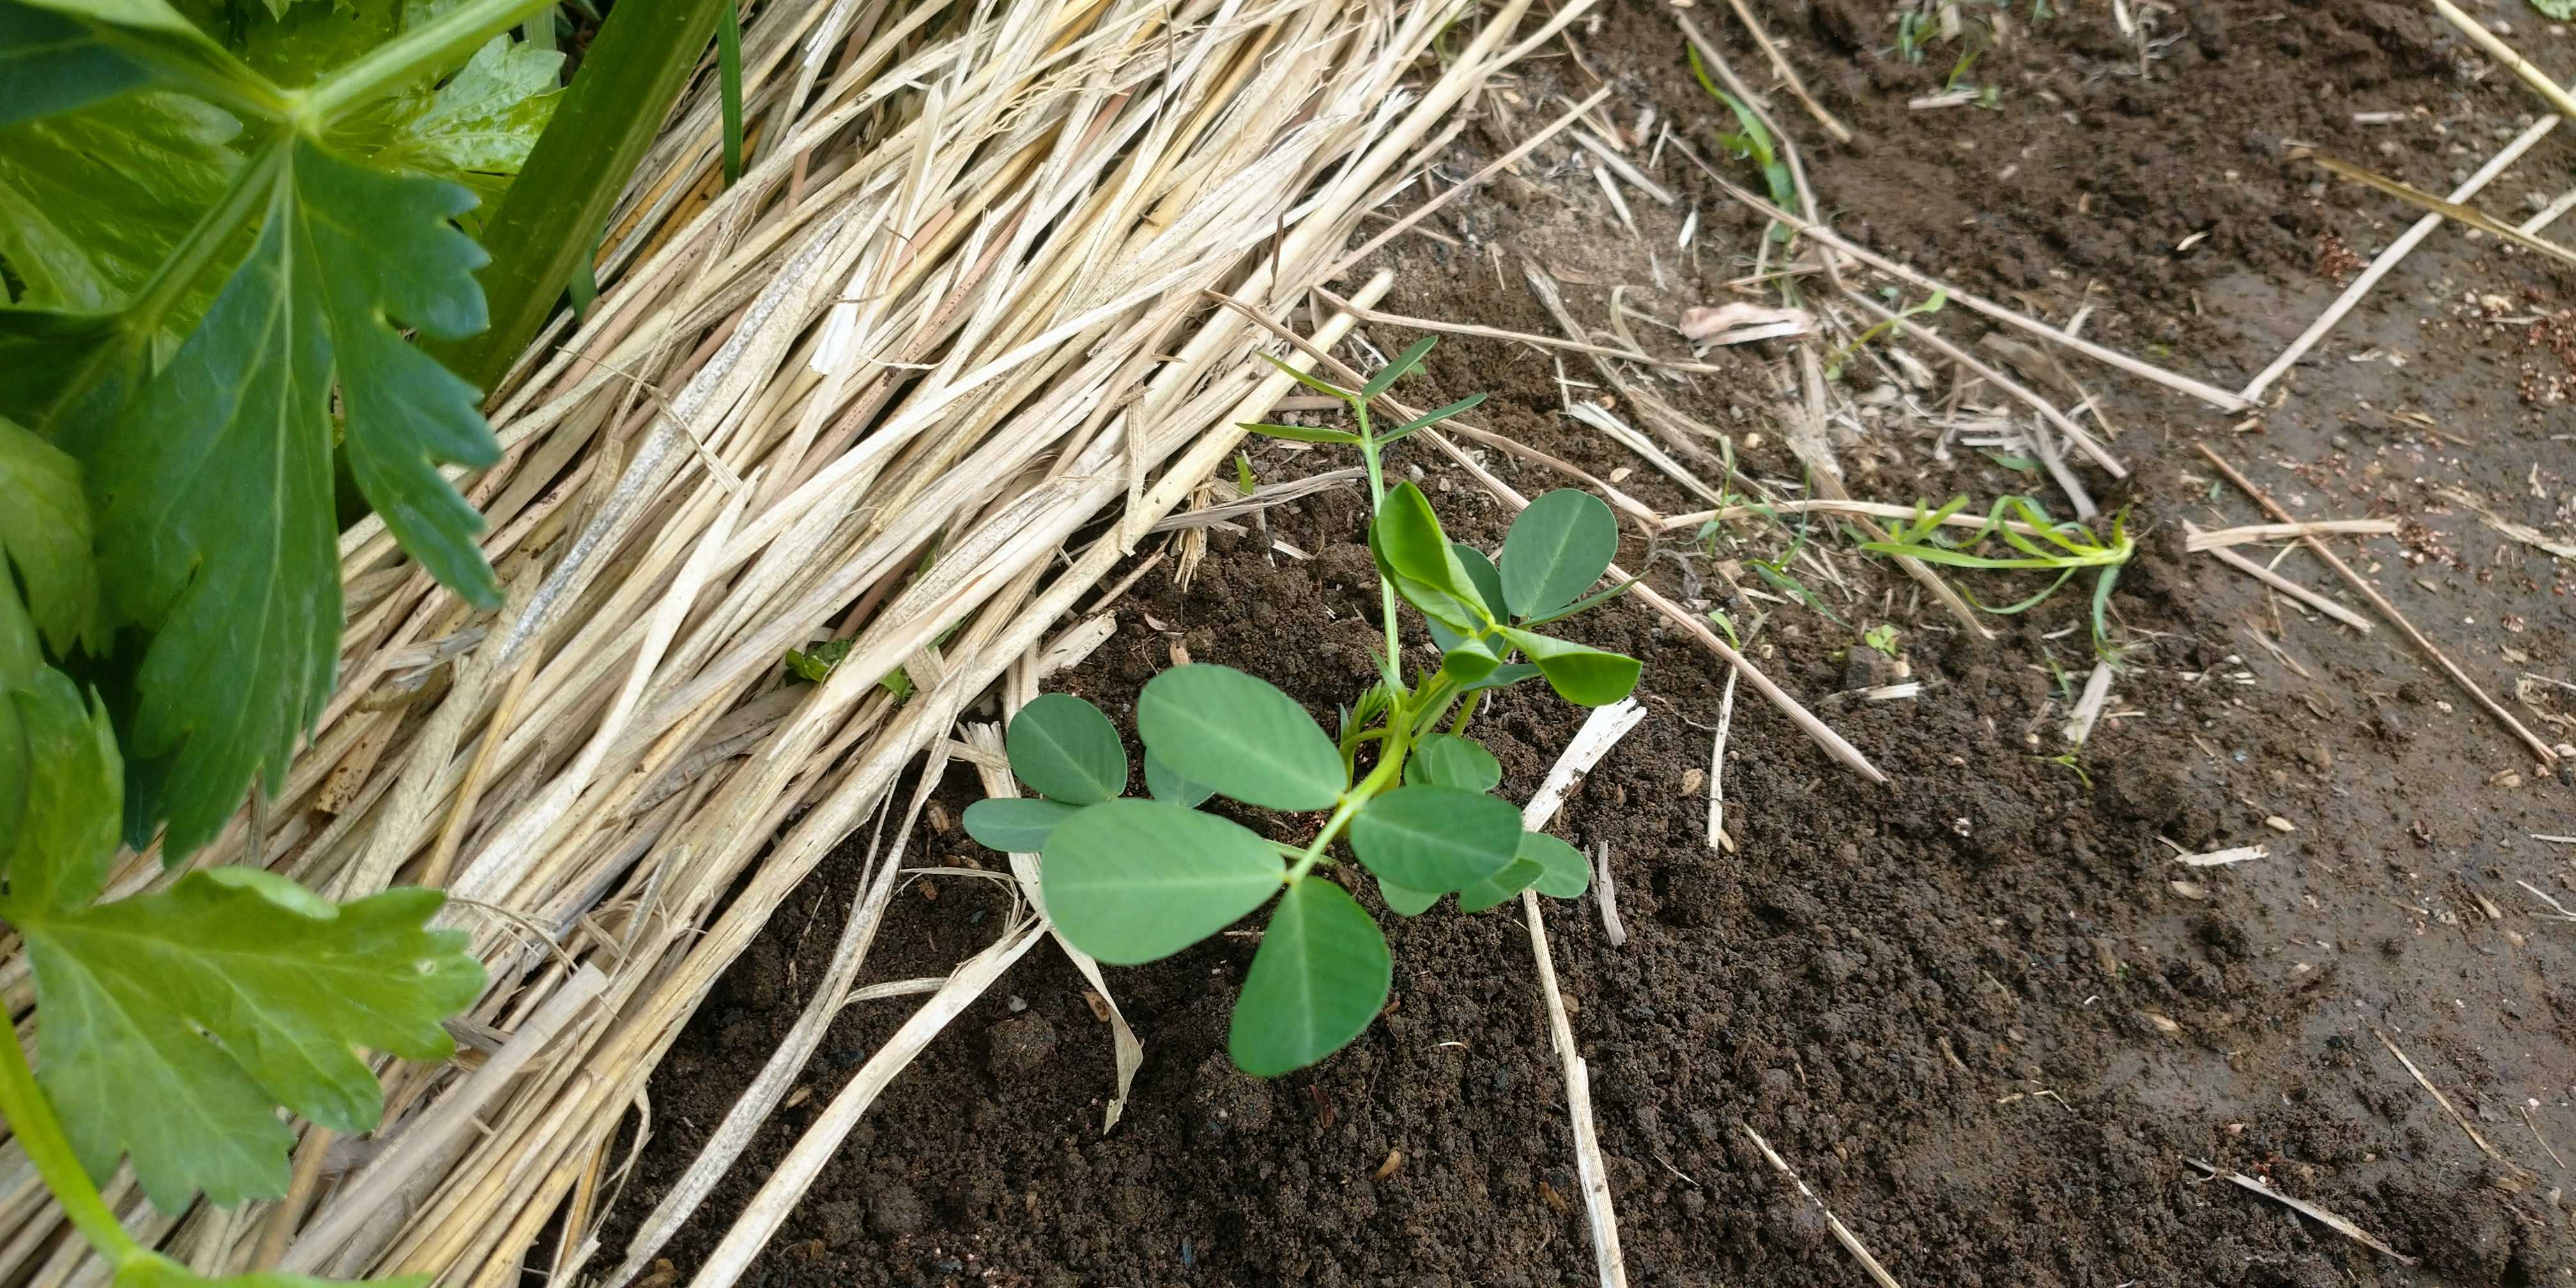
<box><xmin>608</xmin><ymin>1</ymin><xmax>2576</xmax><ymax>1284</ymax></box>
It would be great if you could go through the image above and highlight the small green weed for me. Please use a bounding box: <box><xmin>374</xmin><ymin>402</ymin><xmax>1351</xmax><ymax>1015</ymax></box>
<box><xmin>1860</xmin><ymin>496</ymin><xmax>2135</xmax><ymax>644</ymax></box>
<box><xmin>1687</xmin><ymin>47</ymin><xmax>1796</xmax><ymax>244</ymax></box>
<box><xmin>1862</xmin><ymin>624</ymin><xmax>1900</xmax><ymax>657</ymax></box>
<box><xmin>1825</xmin><ymin>288</ymin><xmax>1945</xmax><ymax>380</ymax></box>
<box><xmin>963</xmin><ymin>339</ymin><xmax>1639</xmax><ymax>1076</ymax></box>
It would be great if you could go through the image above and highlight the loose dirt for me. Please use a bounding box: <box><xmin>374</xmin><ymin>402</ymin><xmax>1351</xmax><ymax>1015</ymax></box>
<box><xmin>611</xmin><ymin>1</ymin><xmax>2576</xmax><ymax>1283</ymax></box>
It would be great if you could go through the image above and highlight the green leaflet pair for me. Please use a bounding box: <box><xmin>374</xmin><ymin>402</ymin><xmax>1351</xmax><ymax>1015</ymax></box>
<box><xmin>964</xmin><ymin>337</ymin><xmax>1639</xmax><ymax>1076</ymax></box>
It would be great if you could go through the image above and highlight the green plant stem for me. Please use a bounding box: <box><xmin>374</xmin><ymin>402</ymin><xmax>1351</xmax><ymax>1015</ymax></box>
<box><xmin>1349</xmin><ymin>397</ymin><xmax>1404</xmax><ymax>684</ymax></box>
<box><xmin>1448</xmin><ymin>691</ymin><xmax>1481</xmax><ymax>735</ymax></box>
<box><xmin>1285</xmin><ymin>671</ymin><xmax>1459</xmax><ymax>885</ymax></box>
<box><xmin>427</xmin><ymin>0</ymin><xmax>735</xmax><ymax>392</ymax></box>
<box><xmin>305</xmin><ymin>0</ymin><xmax>557</xmax><ymax>121</ymax></box>
<box><xmin>0</xmin><ymin>1024</ymin><xmax>137</xmax><ymax>1267</ymax></box>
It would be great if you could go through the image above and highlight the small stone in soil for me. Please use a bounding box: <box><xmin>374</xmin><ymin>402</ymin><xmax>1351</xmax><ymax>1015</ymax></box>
<box><xmin>1189</xmin><ymin>1052</ymin><xmax>1275</xmax><ymax>1142</ymax></box>
<box><xmin>987</xmin><ymin>1013</ymin><xmax>1059</xmax><ymax>1080</ymax></box>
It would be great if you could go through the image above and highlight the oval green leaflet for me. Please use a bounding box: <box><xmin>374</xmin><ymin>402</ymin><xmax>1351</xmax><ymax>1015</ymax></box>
<box><xmin>1228</xmin><ymin>876</ymin><xmax>1390</xmax><ymax>1077</ymax></box>
<box><xmin>1500</xmin><ymin>488</ymin><xmax>1617</xmax><ymax>620</ymax></box>
<box><xmin>1039</xmin><ymin>799</ymin><xmax>1284</xmax><ymax>965</ymax></box>
<box><xmin>1142</xmin><ymin>749</ymin><xmax>1216</xmax><ymax>807</ymax></box>
<box><xmin>1517</xmin><ymin>829</ymin><xmax>1591</xmax><ymax>899</ymax></box>
<box><xmin>1347</xmin><ymin>785</ymin><xmax>1521</xmax><ymax>892</ymax></box>
<box><xmin>1494</xmin><ymin>625</ymin><xmax>1641</xmax><ymax>707</ymax></box>
<box><xmin>1406</xmin><ymin>732</ymin><xmax>1501</xmax><ymax>792</ymax></box>
<box><xmin>1455</xmin><ymin>856</ymin><xmax>1542</xmax><ymax>914</ymax></box>
<box><xmin>1135</xmin><ymin>664</ymin><xmax>1344</xmax><ymax>811</ymax></box>
<box><xmin>1004</xmin><ymin>692</ymin><xmax>1126</xmax><ymax>804</ymax></box>
<box><xmin>960</xmin><ymin>797</ymin><xmax>1080</xmax><ymax>853</ymax></box>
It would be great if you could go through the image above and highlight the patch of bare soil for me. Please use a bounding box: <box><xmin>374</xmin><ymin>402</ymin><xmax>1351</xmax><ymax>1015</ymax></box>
<box><xmin>611</xmin><ymin>1</ymin><xmax>2576</xmax><ymax>1283</ymax></box>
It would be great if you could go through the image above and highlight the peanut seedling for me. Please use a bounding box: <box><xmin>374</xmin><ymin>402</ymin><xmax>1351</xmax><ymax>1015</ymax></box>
<box><xmin>962</xmin><ymin>339</ymin><xmax>1638</xmax><ymax>1075</ymax></box>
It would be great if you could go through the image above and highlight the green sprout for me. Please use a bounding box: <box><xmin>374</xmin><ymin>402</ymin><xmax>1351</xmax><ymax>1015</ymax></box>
<box><xmin>1860</xmin><ymin>496</ymin><xmax>2135</xmax><ymax>645</ymax></box>
<box><xmin>1687</xmin><ymin>46</ymin><xmax>1796</xmax><ymax>245</ymax></box>
<box><xmin>1862</xmin><ymin>624</ymin><xmax>1900</xmax><ymax>657</ymax></box>
<box><xmin>961</xmin><ymin>339</ymin><xmax>1641</xmax><ymax>1076</ymax></box>
<box><xmin>1824</xmin><ymin>288</ymin><xmax>1946</xmax><ymax>381</ymax></box>
<box><xmin>1235</xmin><ymin>450</ymin><xmax>1259</xmax><ymax>496</ymax></box>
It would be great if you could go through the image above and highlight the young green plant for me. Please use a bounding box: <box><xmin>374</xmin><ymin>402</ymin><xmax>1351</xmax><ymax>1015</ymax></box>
<box><xmin>962</xmin><ymin>339</ymin><xmax>1641</xmax><ymax>1076</ymax></box>
<box><xmin>1859</xmin><ymin>494</ymin><xmax>2134</xmax><ymax>644</ymax></box>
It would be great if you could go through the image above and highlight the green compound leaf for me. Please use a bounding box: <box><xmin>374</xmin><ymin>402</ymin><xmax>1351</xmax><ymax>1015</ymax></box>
<box><xmin>1377</xmin><ymin>875</ymin><xmax>1439</xmax><ymax>917</ymax></box>
<box><xmin>1519</xmin><ymin>829</ymin><xmax>1590</xmax><ymax>898</ymax></box>
<box><xmin>1406</xmin><ymin>732</ymin><xmax>1500</xmax><ymax>792</ymax></box>
<box><xmin>1229</xmin><ymin>876</ymin><xmax>1389</xmax><ymax>1077</ymax></box>
<box><xmin>1453</xmin><ymin>542</ymin><xmax>1507</xmax><ymax>621</ymax></box>
<box><xmin>1135</xmin><ymin>663</ymin><xmax>1344</xmax><ymax>811</ymax></box>
<box><xmin>328</xmin><ymin>31</ymin><xmax>562</xmax><ymax>222</ymax></box>
<box><xmin>0</xmin><ymin>415</ymin><xmax>103</xmax><ymax>654</ymax></box>
<box><xmin>960</xmin><ymin>797</ymin><xmax>1079</xmax><ymax>854</ymax></box>
<box><xmin>0</xmin><ymin>89</ymin><xmax>241</xmax><ymax>316</ymax></box>
<box><xmin>1501</xmin><ymin>488</ymin><xmax>1618</xmax><ymax>620</ymax></box>
<box><xmin>3</xmin><ymin>866</ymin><xmax>484</xmax><ymax>1208</ymax></box>
<box><xmin>91</xmin><ymin>135</ymin><xmax>505</xmax><ymax>860</ymax></box>
<box><xmin>1142</xmin><ymin>749</ymin><xmax>1215</xmax><ymax>807</ymax></box>
<box><xmin>1457</xmin><ymin>856</ymin><xmax>1542</xmax><ymax>914</ymax></box>
<box><xmin>1349</xmin><ymin>784</ymin><xmax>1521</xmax><ymax>893</ymax></box>
<box><xmin>1039</xmin><ymin>799</ymin><xmax>1284</xmax><ymax>965</ymax></box>
<box><xmin>1495</xmin><ymin>627</ymin><xmax>1640</xmax><ymax>707</ymax></box>
<box><xmin>0</xmin><ymin>2</ymin><xmax>153</xmax><ymax>125</ymax></box>
<box><xmin>86</xmin><ymin>136</ymin><xmax>504</xmax><ymax>859</ymax></box>
<box><xmin>0</xmin><ymin>613</ymin><xmax>120</xmax><ymax>914</ymax></box>
<box><xmin>1004</xmin><ymin>692</ymin><xmax>1126</xmax><ymax>804</ymax></box>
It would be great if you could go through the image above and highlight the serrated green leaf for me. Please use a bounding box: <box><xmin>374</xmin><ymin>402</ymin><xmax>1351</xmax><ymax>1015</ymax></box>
<box><xmin>0</xmin><ymin>89</ymin><xmax>240</xmax><ymax>316</ymax></box>
<box><xmin>1236</xmin><ymin>421</ymin><xmax>1361</xmax><ymax>445</ymax></box>
<box><xmin>2533</xmin><ymin>0</ymin><xmax>2575</xmax><ymax>20</ymax></box>
<box><xmin>0</xmin><ymin>1</ymin><xmax>153</xmax><ymax>125</ymax></box>
<box><xmin>1452</xmin><ymin>542</ymin><xmax>1506</xmax><ymax>621</ymax></box>
<box><xmin>1229</xmin><ymin>876</ymin><xmax>1388</xmax><ymax>1076</ymax></box>
<box><xmin>1039</xmin><ymin>799</ymin><xmax>1283</xmax><ymax>965</ymax></box>
<box><xmin>1135</xmin><ymin>664</ymin><xmax>1343</xmax><ymax>811</ymax></box>
<box><xmin>118</xmin><ymin>1251</ymin><xmax>427</xmax><ymax>1288</ymax></box>
<box><xmin>329</xmin><ymin>32</ymin><xmax>562</xmax><ymax>222</ymax></box>
<box><xmin>1494</xmin><ymin>627</ymin><xmax>1639</xmax><ymax>707</ymax></box>
<box><xmin>1349</xmin><ymin>784</ymin><xmax>1521</xmax><ymax>892</ymax></box>
<box><xmin>0</xmin><ymin>617</ymin><xmax>121</xmax><ymax>913</ymax></box>
<box><xmin>960</xmin><ymin>796</ymin><xmax>1079</xmax><ymax>853</ymax></box>
<box><xmin>1501</xmin><ymin>488</ymin><xmax>1617</xmax><ymax>619</ymax></box>
<box><xmin>227</xmin><ymin>0</ymin><xmax>402</xmax><ymax>87</ymax></box>
<box><xmin>1519</xmin><ymin>829</ymin><xmax>1589</xmax><ymax>898</ymax></box>
<box><xmin>1004</xmin><ymin>692</ymin><xmax>1126</xmax><ymax>804</ymax></box>
<box><xmin>1377</xmin><ymin>874</ymin><xmax>1439</xmax><ymax>916</ymax></box>
<box><xmin>0</xmin><ymin>305</ymin><xmax>139</xmax><ymax>440</ymax></box>
<box><xmin>1143</xmin><ymin>749</ymin><xmax>1215</xmax><ymax>807</ymax></box>
<box><xmin>1456</xmin><ymin>856</ymin><xmax>1541</xmax><ymax>914</ymax></box>
<box><xmin>86</xmin><ymin>136</ymin><xmax>503</xmax><ymax>859</ymax></box>
<box><xmin>3</xmin><ymin>871</ymin><xmax>483</xmax><ymax>1208</ymax></box>
<box><xmin>429</xmin><ymin>0</ymin><xmax>731</xmax><ymax>390</ymax></box>
<box><xmin>1406</xmin><ymin>732</ymin><xmax>1500</xmax><ymax>792</ymax></box>
<box><xmin>0</xmin><ymin>415</ymin><xmax>102</xmax><ymax>653</ymax></box>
